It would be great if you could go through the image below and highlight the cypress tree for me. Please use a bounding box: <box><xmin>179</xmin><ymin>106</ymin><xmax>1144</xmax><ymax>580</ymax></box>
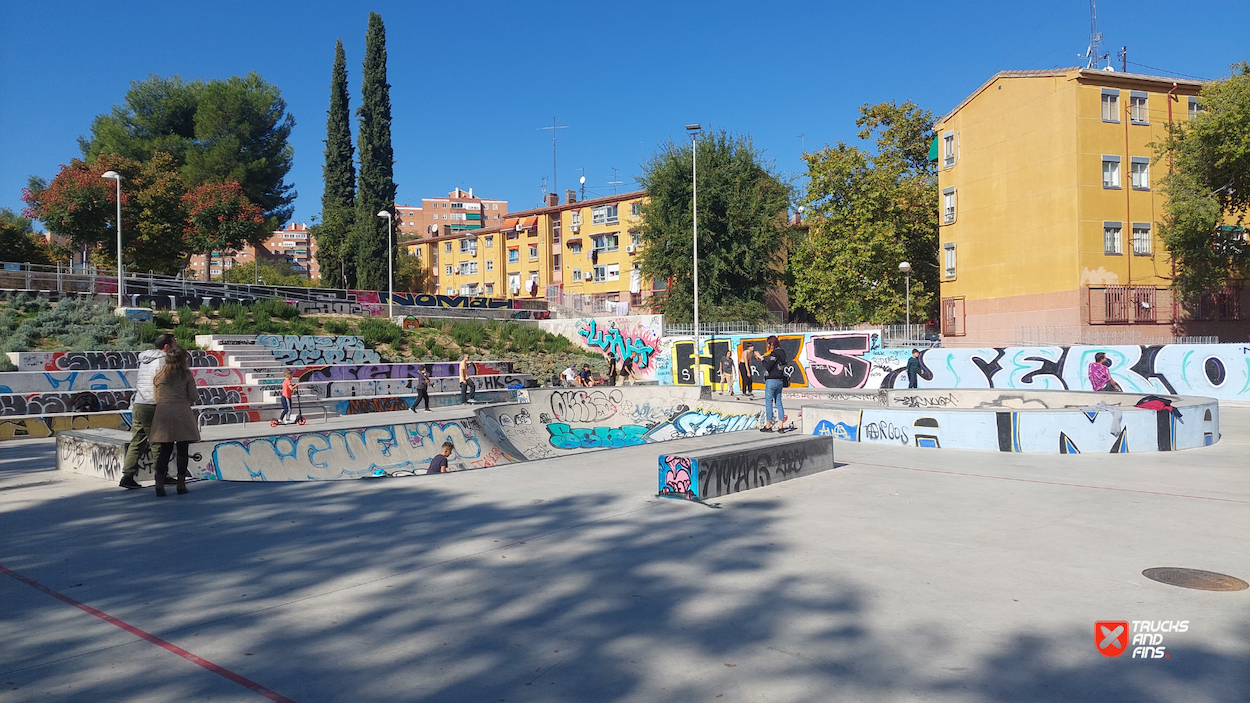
<box><xmin>348</xmin><ymin>11</ymin><xmax>397</xmax><ymax>292</ymax></box>
<box><xmin>314</xmin><ymin>39</ymin><xmax>356</xmax><ymax>288</ymax></box>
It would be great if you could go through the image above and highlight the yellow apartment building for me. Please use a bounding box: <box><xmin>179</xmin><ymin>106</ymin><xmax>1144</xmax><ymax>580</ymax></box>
<box><xmin>935</xmin><ymin>67</ymin><xmax>1244</xmax><ymax>346</ymax></box>
<box><xmin>401</xmin><ymin>190</ymin><xmax>653</xmax><ymax>310</ymax></box>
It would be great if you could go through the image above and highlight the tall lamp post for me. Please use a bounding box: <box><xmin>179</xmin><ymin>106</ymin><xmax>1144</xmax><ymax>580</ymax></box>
<box><xmin>100</xmin><ymin>171</ymin><xmax>124</xmax><ymax>307</ymax></box>
<box><xmin>899</xmin><ymin>261</ymin><xmax>912</xmax><ymax>342</ymax></box>
<box><xmin>377</xmin><ymin>210</ymin><xmax>394</xmax><ymax>320</ymax></box>
<box><xmin>686</xmin><ymin>123</ymin><xmax>701</xmax><ymax>386</ymax></box>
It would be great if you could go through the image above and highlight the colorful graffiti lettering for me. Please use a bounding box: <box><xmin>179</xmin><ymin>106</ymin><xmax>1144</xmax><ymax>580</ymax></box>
<box><xmin>658</xmin><ymin>455</ymin><xmax>694</xmax><ymax>498</ymax></box>
<box><xmin>643</xmin><ymin>408</ymin><xmax>761</xmax><ymax>442</ymax></box>
<box><xmin>578</xmin><ymin>318</ymin><xmax>662</xmax><ymax>368</ymax></box>
<box><xmin>546</xmin><ymin>422</ymin><xmax>649</xmax><ymax>450</ymax></box>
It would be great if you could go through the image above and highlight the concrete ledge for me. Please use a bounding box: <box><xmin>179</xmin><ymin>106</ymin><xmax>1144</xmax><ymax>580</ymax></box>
<box><xmin>658</xmin><ymin>434</ymin><xmax>836</xmax><ymax>501</ymax></box>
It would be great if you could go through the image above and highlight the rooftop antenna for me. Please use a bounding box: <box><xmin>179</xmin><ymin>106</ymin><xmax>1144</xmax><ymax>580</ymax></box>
<box><xmin>1081</xmin><ymin>0</ymin><xmax>1109</xmax><ymax>70</ymax></box>
<box><xmin>579</xmin><ymin>171</ymin><xmax>586</xmax><ymax>201</ymax></box>
<box><xmin>797</xmin><ymin>133</ymin><xmax>805</xmax><ymax>153</ymax></box>
<box><xmin>539</xmin><ymin>176</ymin><xmax>547</xmax><ymax>205</ymax></box>
<box><xmin>607</xmin><ymin>166</ymin><xmax>624</xmax><ymax>195</ymax></box>
<box><xmin>538</xmin><ymin>117</ymin><xmax>568</xmax><ymax>195</ymax></box>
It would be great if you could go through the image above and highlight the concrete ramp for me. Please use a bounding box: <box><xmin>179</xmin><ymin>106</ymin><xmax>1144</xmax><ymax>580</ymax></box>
<box><xmin>658</xmin><ymin>434</ymin><xmax>836</xmax><ymax>501</ymax></box>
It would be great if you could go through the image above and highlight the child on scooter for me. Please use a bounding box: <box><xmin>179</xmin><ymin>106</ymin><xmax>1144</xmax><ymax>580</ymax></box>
<box><xmin>280</xmin><ymin>369</ymin><xmax>298</xmax><ymax>424</ymax></box>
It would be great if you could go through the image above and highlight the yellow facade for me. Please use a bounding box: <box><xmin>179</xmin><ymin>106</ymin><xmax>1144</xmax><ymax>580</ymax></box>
<box><xmin>936</xmin><ymin>68</ymin><xmax>1204</xmax><ymax>345</ymax></box>
<box><xmin>402</xmin><ymin>191</ymin><xmax>650</xmax><ymax>306</ymax></box>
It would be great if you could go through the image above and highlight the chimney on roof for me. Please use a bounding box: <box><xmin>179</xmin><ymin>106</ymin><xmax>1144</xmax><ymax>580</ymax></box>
<box><xmin>546</xmin><ymin>192</ymin><xmax>559</xmax><ymax>207</ymax></box>
<box><xmin>469</xmin><ymin>187</ymin><xmax>473</xmax><ymax>198</ymax></box>
<box><xmin>565</xmin><ymin>189</ymin><xmax>576</xmax><ymax>204</ymax></box>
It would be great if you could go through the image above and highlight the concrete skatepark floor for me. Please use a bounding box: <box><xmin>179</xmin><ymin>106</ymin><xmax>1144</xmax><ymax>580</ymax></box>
<box><xmin>1</xmin><ymin>411</ymin><xmax>1248</xmax><ymax>702</ymax></box>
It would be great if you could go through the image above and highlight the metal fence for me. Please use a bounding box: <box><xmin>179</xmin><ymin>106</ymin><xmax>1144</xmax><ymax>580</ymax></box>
<box><xmin>1014</xmin><ymin>326</ymin><xmax>1219</xmax><ymax>346</ymax></box>
<box><xmin>661</xmin><ymin>320</ymin><xmax>942</xmax><ymax>347</ymax></box>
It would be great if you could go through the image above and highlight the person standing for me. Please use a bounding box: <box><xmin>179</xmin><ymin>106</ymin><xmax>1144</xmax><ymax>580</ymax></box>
<box><xmin>410</xmin><ymin>364</ymin><xmax>432</xmax><ymax>412</ymax></box>
<box><xmin>620</xmin><ymin>355</ymin><xmax>635</xmax><ymax>385</ymax></box>
<box><xmin>279</xmin><ymin>369</ymin><xmax>298</xmax><ymax>424</ymax></box>
<box><xmin>606</xmin><ymin>352</ymin><xmax>619</xmax><ymax>387</ymax></box>
<box><xmin>755</xmin><ymin>335</ymin><xmax>788</xmax><ymax>431</ymax></box>
<box><xmin>149</xmin><ymin>348</ymin><xmax>200</xmax><ymax>497</ymax></box>
<box><xmin>459</xmin><ymin>355</ymin><xmax>472</xmax><ymax>404</ymax></box>
<box><xmin>906</xmin><ymin>349</ymin><xmax>922</xmax><ymax>389</ymax></box>
<box><xmin>119</xmin><ymin>333</ymin><xmax>176</xmax><ymax>490</ymax></box>
<box><xmin>738</xmin><ymin>343</ymin><xmax>755</xmax><ymax>399</ymax></box>
<box><xmin>717</xmin><ymin>350</ymin><xmax>735</xmax><ymax>396</ymax></box>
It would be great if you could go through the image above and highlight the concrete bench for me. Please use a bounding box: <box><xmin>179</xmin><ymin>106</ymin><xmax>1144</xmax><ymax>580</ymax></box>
<box><xmin>657</xmin><ymin>434</ymin><xmax>836</xmax><ymax>501</ymax></box>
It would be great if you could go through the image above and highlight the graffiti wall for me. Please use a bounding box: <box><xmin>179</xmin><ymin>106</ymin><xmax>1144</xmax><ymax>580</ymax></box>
<box><xmin>803</xmin><ymin>393</ymin><xmax>1220</xmax><ymax>453</ymax></box>
<box><xmin>655</xmin><ymin>330</ymin><xmax>1250</xmax><ymax>403</ymax></box>
<box><xmin>316</xmin><ymin>373</ymin><xmax>530</xmax><ymax>398</ymax></box>
<box><xmin>474</xmin><ymin>387</ymin><xmax>762</xmax><ymax>460</ymax></box>
<box><xmin>538</xmin><ymin>315</ymin><xmax>665</xmax><ymax>380</ymax></box>
<box><xmin>294</xmin><ymin>361</ymin><xmax>514</xmax><ymax>384</ymax></box>
<box><xmin>256</xmin><ymin>335</ymin><xmax>381</xmax><ymax>365</ymax></box>
<box><xmin>9</xmin><ymin>350</ymin><xmax>225</xmax><ymax>372</ymax></box>
<box><xmin>0</xmin><ymin>413</ymin><xmax>131</xmax><ymax>441</ymax></box>
<box><xmin>658</xmin><ymin>435</ymin><xmax>836</xmax><ymax>501</ymax></box>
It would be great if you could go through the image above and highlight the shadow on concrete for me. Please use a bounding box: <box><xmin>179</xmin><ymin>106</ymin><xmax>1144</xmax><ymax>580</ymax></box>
<box><xmin>0</xmin><ymin>445</ymin><xmax>1246</xmax><ymax>703</ymax></box>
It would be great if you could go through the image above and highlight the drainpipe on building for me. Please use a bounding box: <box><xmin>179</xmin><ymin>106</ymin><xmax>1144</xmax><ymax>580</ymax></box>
<box><xmin>1167</xmin><ymin>82</ymin><xmax>1180</xmax><ymax>335</ymax></box>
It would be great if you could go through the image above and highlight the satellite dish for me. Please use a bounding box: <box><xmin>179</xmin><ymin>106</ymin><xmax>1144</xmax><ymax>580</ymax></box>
<box><xmin>579</xmin><ymin>176</ymin><xmax>586</xmax><ymax>184</ymax></box>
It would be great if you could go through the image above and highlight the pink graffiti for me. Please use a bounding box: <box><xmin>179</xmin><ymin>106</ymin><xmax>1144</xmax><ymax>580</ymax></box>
<box><xmin>662</xmin><ymin>455</ymin><xmax>693</xmax><ymax>494</ymax></box>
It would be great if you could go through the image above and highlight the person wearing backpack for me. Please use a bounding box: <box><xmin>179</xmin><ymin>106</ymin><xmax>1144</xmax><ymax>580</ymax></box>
<box><xmin>755</xmin><ymin>335</ymin><xmax>788</xmax><ymax>432</ymax></box>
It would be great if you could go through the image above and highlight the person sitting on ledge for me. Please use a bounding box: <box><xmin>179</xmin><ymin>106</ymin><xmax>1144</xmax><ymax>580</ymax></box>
<box><xmin>1088</xmin><ymin>352</ymin><xmax>1122</xmax><ymax>392</ymax></box>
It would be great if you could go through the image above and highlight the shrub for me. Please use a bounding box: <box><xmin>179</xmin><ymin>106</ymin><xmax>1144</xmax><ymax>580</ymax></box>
<box><xmin>173</xmin><ymin>324</ymin><xmax>197</xmax><ymax>349</ymax></box>
<box><xmin>359</xmin><ymin>317</ymin><xmax>401</xmax><ymax>347</ymax></box>
<box><xmin>324</xmin><ymin>319</ymin><xmax>351</xmax><ymax>335</ymax></box>
<box><xmin>199</xmin><ymin>303</ymin><xmax>213</xmax><ymax>319</ymax></box>
<box><xmin>154</xmin><ymin>311</ymin><xmax>175</xmax><ymax>328</ymax></box>
<box><xmin>137</xmin><ymin>321</ymin><xmax>158</xmax><ymax>344</ymax></box>
<box><xmin>219</xmin><ymin>301</ymin><xmax>246</xmax><ymax>320</ymax></box>
<box><xmin>176</xmin><ymin>305</ymin><xmax>195</xmax><ymax>325</ymax></box>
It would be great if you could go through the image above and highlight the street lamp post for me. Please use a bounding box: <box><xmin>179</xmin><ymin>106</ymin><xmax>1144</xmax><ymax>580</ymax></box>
<box><xmin>686</xmin><ymin>123</ymin><xmax>702</xmax><ymax>386</ymax></box>
<box><xmin>899</xmin><ymin>261</ymin><xmax>912</xmax><ymax>342</ymax></box>
<box><xmin>100</xmin><ymin>171</ymin><xmax>124</xmax><ymax>307</ymax></box>
<box><xmin>377</xmin><ymin>210</ymin><xmax>394</xmax><ymax>320</ymax></box>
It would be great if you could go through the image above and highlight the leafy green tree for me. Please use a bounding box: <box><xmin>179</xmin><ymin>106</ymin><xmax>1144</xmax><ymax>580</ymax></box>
<box><xmin>791</xmin><ymin>101</ymin><xmax>938</xmax><ymax>325</ymax></box>
<box><xmin>637</xmin><ymin>129</ymin><xmax>792</xmax><ymax>323</ymax></box>
<box><xmin>314</xmin><ymin>39</ymin><xmax>357</xmax><ymax>289</ymax></box>
<box><xmin>221</xmin><ymin>257</ymin><xmax>316</xmax><ymax>287</ymax></box>
<box><xmin>21</xmin><ymin>154</ymin><xmax>141</xmax><ymax>265</ymax></box>
<box><xmin>0</xmin><ymin>208</ymin><xmax>52</xmax><ymax>266</ymax></box>
<box><xmin>130</xmin><ymin>152</ymin><xmax>191</xmax><ymax>274</ymax></box>
<box><xmin>80</xmin><ymin>72</ymin><xmax>296</xmax><ymax>225</ymax></box>
<box><xmin>1156</xmin><ymin>62</ymin><xmax>1250</xmax><ymax>299</ymax></box>
<box><xmin>394</xmin><ymin>248</ymin><xmax>427</xmax><ymax>293</ymax></box>
<box><xmin>348</xmin><ymin>11</ymin><xmax>398</xmax><ymax>291</ymax></box>
<box><xmin>182</xmin><ymin>182</ymin><xmax>269</xmax><ymax>279</ymax></box>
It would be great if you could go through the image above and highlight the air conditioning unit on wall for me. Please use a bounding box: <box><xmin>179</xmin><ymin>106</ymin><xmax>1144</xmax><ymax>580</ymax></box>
<box><xmin>626</xmin><ymin>245</ymin><xmax>637</xmax><ymax>253</ymax></box>
<box><xmin>570</xmin><ymin>224</ymin><xmax>579</xmax><ymax>233</ymax></box>
<box><xmin>583</xmin><ymin>271</ymin><xmax>593</xmax><ymax>280</ymax></box>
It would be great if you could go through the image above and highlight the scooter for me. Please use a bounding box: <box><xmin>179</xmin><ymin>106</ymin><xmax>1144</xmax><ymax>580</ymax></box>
<box><xmin>270</xmin><ymin>391</ymin><xmax>306</xmax><ymax>427</ymax></box>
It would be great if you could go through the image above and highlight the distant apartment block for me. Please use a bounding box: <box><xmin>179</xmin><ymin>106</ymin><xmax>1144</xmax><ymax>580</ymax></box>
<box><xmin>396</xmin><ymin>187</ymin><xmax>508</xmax><ymax>243</ymax></box>
<box><xmin>188</xmin><ymin>221</ymin><xmax>319</xmax><ymax>281</ymax></box>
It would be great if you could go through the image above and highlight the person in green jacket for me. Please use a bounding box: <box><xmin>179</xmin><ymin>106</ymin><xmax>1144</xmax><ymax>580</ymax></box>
<box><xmin>906</xmin><ymin>349</ymin><xmax>922</xmax><ymax>389</ymax></box>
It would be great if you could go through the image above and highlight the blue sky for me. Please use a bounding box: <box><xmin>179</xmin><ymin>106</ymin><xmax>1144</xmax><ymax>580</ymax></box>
<box><xmin>1</xmin><ymin>0</ymin><xmax>1245</xmax><ymax>227</ymax></box>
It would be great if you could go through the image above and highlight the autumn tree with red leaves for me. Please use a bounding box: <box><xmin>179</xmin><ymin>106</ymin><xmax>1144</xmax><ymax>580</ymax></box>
<box><xmin>182</xmin><ymin>182</ymin><xmax>268</xmax><ymax>279</ymax></box>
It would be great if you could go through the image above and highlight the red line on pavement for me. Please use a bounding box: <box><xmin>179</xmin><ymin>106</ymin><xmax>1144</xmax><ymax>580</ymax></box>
<box><xmin>0</xmin><ymin>563</ymin><xmax>296</xmax><ymax>703</ymax></box>
<box><xmin>851</xmin><ymin>461</ymin><xmax>1250</xmax><ymax>504</ymax></box>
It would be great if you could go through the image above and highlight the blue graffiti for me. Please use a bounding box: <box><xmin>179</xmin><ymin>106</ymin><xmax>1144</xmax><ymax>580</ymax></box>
<box><xmin>578</xmin><ymin>319</ymin><xmax>657</xmax><ymax>367</ymax></box>
<box><xmin>813</xmin><ymin>419</ymin><xmax>858</xmax><ymax>441</ymax></box>
<box><xmin>547</xmin><ymin>422</ymin><xmax>649</xmax><ymax>450</ymax></box>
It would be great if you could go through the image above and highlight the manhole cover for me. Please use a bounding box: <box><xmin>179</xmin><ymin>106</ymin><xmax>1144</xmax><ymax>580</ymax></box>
<box><xmin>1142</xmin><ymin>568</ymin><xmax>1248</xmax><ymax>591</ymax></box>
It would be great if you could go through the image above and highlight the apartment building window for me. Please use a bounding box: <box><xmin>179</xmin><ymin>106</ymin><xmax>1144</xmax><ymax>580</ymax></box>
<box><xmin>508</xmin><ymin>273</ymin><xmax>520</xmax><ymax>293</ymax></box>
<box><xmin>630</xmin><ymin>202</ymin><xmax>641</xmax><ymax>217</ymax></box>
<box><xmin>451</xmin><ymin>202</ymin><xmax>464</xmax><ymax>209</ymax></box>
<box><xmin>492</xmin><ymin>204</ymin><xmax>498</xmax><ymax>210</ymax></box>
<box><xmin>571</xmin><ymin>211</ymin><xmax>581</xmax><ymax>226</ymax></box>
<box><xmin>1188</xmin><ymin>97</ymin><xmax>1199</xmax><ymax>120</ymax></box>
<box><xmin>592</xmin><ymin>204</ymin><xmax>619</xmax><ymax>225</ymax></box>
<box><xmin>1102</xmin><ymin>156</ymin><xmax>1120</xmax><ymax>189</ymax></box>
<box><xmin>631</xmin><ymin>231</ymin><xmax>642</xmax><ymax>247</ymax></box>
<box><xmin>606</xmin><ymin>263</ymin><xmax>620</xmax><ymax>281</ymax></box>
<box><xmin>1130</xmin><ymin>157</ymin><xmax>1150</xmax><ymax>190</ymax></box>
<box><xmin>486</xmin><ymin>283</ymin><xmax>495</xmax><ymax>296</ymax></box>
<box><xmin>444</xmin><ymin>241</ymin><xmax>452</xmax><ymax>252</ymax></box>
<box><xmin>459</xmin><ymin>238</ymin><xmax>477</xmax><ymax>253</ymax></box>
<box><xmin>552</xmin><ymin>254</ymin><xmax>560</xmax><ymax>269</ymax></box>
<box><xmin>460</xmin><ymin>261</ymin><xmax>478</xmax><ymax>275</ymax></box>
<box><xmin>572</xmin><ymin>268</ymin><xmax>582</xmax><ymax>281</ymax></box>
<box><xmin>593</xmin><ymin>265</ymin><xmax>607</xmax><ymax>282</ymax></box>
<box><xmin>486</xmin><ymin>259</ymin><xmax>494</xmax><ymax>271</ymax></box>
<box><xmin>485</xmin><ymin>235</ymin><xmax>493</xmax><ymax>248</ymax></box>
<box><xmin>942</xmin><ymin>131</ymin><xmax>955</xmax><ymax>168</ymax></box>
<box><xmin>1101</xmin><ymin>89</ymin><xmax>1120</xmax><ymax>122</ymax></box>
<box><xmin>508</xmin><ymin>248</ymin><xmax>519</xmax><ymax>263</ymax></box>
<box><xmin>1129</xmin><ymin>92</ymin><xmax>1149</xmax><ymax>124</ymax></box>
<box><xmin>529</xmin><ymin>272</ymin><xmax>539</xmax><ymax>288</ymax></box>
<box><xmin>1104</xmin><ymin>222</ymin><xmax>1123</xmax><ymax>255</ymax></box>
<box><xmin>942</xmin><ymin>187</ymin><xmax>956</xmax><ymax>223</ymax></box>
<box><xmin>447</xmin><ymin>287</ymin><xmax>456</xmax><ymax>295</ymax></box>
<box><xmin>1132</xmin><ymin>223</ymin><xmax>1152</xmax><ymax>256</ymax></box>
<box><xmin>570</xmin><ymin>241</ymin><xmax>583</xmax><ymax>254</ymax></box>
<box><xmin>592</xmin><ymin>233</ymin><xmax>620</xmax><ymax>252</ymax></box>
<box><xmin>528</xmin><ymin>244</ymin><xmax>538</xmax><ymax>259</ymax></box>
<box><xmin>943</xmin><ymin>242</ymin><xmax>956</xmax><ymax>278</ymax></box>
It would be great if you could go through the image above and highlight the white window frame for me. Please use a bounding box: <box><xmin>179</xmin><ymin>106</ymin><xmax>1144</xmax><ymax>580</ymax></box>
<box><xmin>593</xmin><ymin>265</ymin><xmax>607</xmax><ymax>283</ymax></box>
<box><xmin>485</xmin><ymin>235</ymin><xmax>493</xmax><ymax>248</ymax></box>
<box><xmin>942</xmin><ymin>188</ymin><xmax>956</xmax><ymax>224</ymax></box>
<box><xmin>1101</xmin><ymin>89</ymin><xmax>1120</xmax><ymax>123</ymax></box>
<box><xmin>1129</xmin><ymin>92</ymin><xmax>1149</xmax><ymax>124</ymax></box>
<box><xmin>630</xmin><ymin>202</ymin><xmax>641</xmax><ymax>217</ymax></box>
<box><xmin>1130</xmin><ymin>157</ymin><xmax>1150</xmax><ymax>190</ymax></box>
<box><xmin>528</xmin><ymin>244</ymin><xmax>538</xmax><ymax>259</ymax></box>
<box><xmin>943</xmin><ymin>242</ymin><xmax>956</xmax><ymax>278</ymax></box>
<box><xmin>631</xmin><ymin>231</ymin><xmax>642</xmax><ymax>247</ymax></box>
<box><xmin>572</xmin><ymin>267</ymin><xmax>582</xmax><ymax>281</ymax></box>
<box><xmin>942</xmin><ymin>131</ymin><xmax>955</xmax><ymax>168</ymax></box>
<box><xmin>444</xmin><ymin>241</ymin><xmax>452</xmax><ymax>252</ymax></box>
<box><xmin>486</xmin><ymin>259</ymin><xmax>494</xmax><ymax>271</ymax></box>
<box><xmin>592</xmin><ymin>204</ymin><xmax>619</xmax><ymax>225</ymax></box>
<box><xmin>485</xmin><ymin>283</ymin><xmax>495</xmax><ymax>295</ymax></box>
<box><xmin>1104</xmin><ymin>222</ymin><xmax>1123</xmax><ymax>255</ymax></box>
<box><xmin>607</xmin><ymin>263</ymin><xmax>620</xmax><ymax>281</ymax></box>
<box><xmin>1188</xmin><ymin>97</ymin><xmax>1199</xmax><ymax>120</ymax></box>
<box><xmin>1132</xmin><ymin>223</ymin><xmax>1152</xmax><ymax>256</ymax></box>
<box><xmin>507</xmin><ymin>273</ymin><xmax>520</xmax><ymax>291</ymax></box>
<box><xmin>1102</xmin><ymin>156</ymin><xmax>1121</xmax><ymax>189</ymax></box>
<box><xmin>570</xmin><ymin>241</ymin><xmax>583</xmax><ymax>254</ymax></box>
<box><xmin>571</xmin><ymin>210</ymin><xmax>582</xmax><ymax>226</ymax></box>
<box><xmin>592</xmin><ymin>233</ymin><xmax>620</xmax><ymax>252</ymax></box>
<box><xmin>508</xmin><ymin>248</ymin><xmax>520</xmax><ymax>263</ymax></box>
<box><xmin>445</xmin><ymin>264</ymin><xmax>454</xmax><ymax>275</ymax></box>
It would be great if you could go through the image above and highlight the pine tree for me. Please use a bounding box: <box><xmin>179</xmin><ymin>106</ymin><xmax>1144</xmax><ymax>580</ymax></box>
<box><xmin>348</xmin><ymin>11</ymin><xmax>397</xmax><ymax>292</ymax></box>
<box><xmin>314</xmin><ymin>39</ymin><xmax>357</xmax><ymax>288</ymax></box>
